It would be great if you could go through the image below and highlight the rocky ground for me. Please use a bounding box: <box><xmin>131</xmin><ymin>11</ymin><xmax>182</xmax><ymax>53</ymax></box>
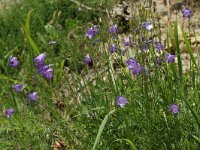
<box><xmin>112</xmin><ymin>0</ymin><xmax>200</xmax><ymax>73</ymax></box>
<box><xmin>0</xmin><ymin>0</ymin><xmax>20</xmax><ymax>11</ymax></box>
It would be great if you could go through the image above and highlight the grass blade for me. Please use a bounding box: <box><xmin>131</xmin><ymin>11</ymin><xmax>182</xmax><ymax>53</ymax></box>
<box><xmin>181</xmin><ymin>27</ymin><xmax>199</xmax><ymax>74</ymax></box>
<box><xmin>21</xmin><ymin>10</ymin><xmax>40</xmax><ymax>55</ymax></box>
<box><xmin>174</xmin><ymin>21</ymin><xmax>183</xmax><ymax>84</ymax></box>
<box><xmin>92</xmin><ymin>109</ymin><xmax>115</xmax><ymax>150</ymax></box>
<box><xmin>113</xmin><ymin>139</ymin><xmax>137</xmax><ymax>150</ymax></box>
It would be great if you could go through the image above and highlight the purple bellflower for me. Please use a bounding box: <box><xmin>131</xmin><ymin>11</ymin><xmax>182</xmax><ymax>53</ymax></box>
<box><xmin>154</xmin><ymin>41</ymin><xmax>165</xmax><ymax>51</ymax></box>
<box><xmin>166</xmin><ymin>53</ymin><xmax>175</xmax><ymax>63</ymax></box>
<box><xmin>117</xmin><ymin>96</ymin><xmax>128</xmax><ymax>108</ymax></box>
<box><xmin>85</xmin><ymin>25</ymin><xmax>99</xmax><ymax>39</ymax></box>
<box><xmin>181</xmin><ymin>7</ymin><xmax>192</xmax><ymax>18</ymax></box>
<box><xmin>109</xmin><ymin>24</ymin><xmax>118</xmax><ymax>34</ymax></box>
<box><xmin>42</xmin><ymin>68</ymin><xmax>53</xmax><ymax>80</ymax></box>
<box><xmin>169</xmin><ymin>104</ymin><xmax>179</xmax><ymax>114</ymax></box>
<box><xmin>140</xmin><ymin>43</ymin><xmax>150</xmax><ymax>51</ymax></box>
<box><xmin>12</xmin><ymin>84</ymin><xmax>23</xmax><ymax>93</ymax></box>
<box><xmin>126</xmin><ymin>58</ymin><xmax>143</xmax><ymax>75</ymax></box>
<box><xmin>34</xmin><ymin>53</ymin><xmax>46</xmax><ymax>65</ymax></box>
<box><xmin>122</xmin><ymin>47</ymin><xmax>128</xmax><ymax>56</ymax></box>
<box><xmin>27</xmin><ymin>92</ymin><xmax>37</xmax><ymax>101</ymax></box>
<box><xmin>142</xmin><ymin>22</ymin><xmax>153</xmax><ymax>31</ymax></box>
<box><xmin>49</xmin><ymin>41</ymin><xmax>56</xmax><ymax>46</ymax></box>
<box><xmin>109</xmin><ymin>44</ymin><xmax>119</xmax><ymax>53</ymax></box>
<box><xmin>155</xmin><ymin>57</ymin><xmax>163</xmax><ymax>68</ymax></box>
<box><xmin>134</xmin><ymin>28</ymin><xmax>140</xmax><ymax>34</ymax></box>
<box><xmin>3</xmin><ymin>108</ymin><xmax>14</xmax><ymax>118</ymax></box>
<box><xmin>83</xmin><ymin>54</ymin><xmax>93</xmax><ymax>67</ymax></box>
<box><xmin>124</xmin><ymin>37</ymin><xmax>131</xmax><ymax>47</ymax></box>
<box><xmin>9</xmin><ymin>56</ymin><xmax>20</xmax><ymax>67</ymax></box>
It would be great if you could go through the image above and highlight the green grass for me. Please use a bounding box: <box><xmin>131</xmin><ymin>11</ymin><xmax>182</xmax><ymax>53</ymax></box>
<box><xmin>1</xmin><ymin>0</ymin><xmax>200</xmax><ymax>149</ymax></box>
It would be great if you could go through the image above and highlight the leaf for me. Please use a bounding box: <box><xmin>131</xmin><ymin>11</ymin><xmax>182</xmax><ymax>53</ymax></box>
<box><xmin>181</xmin><ymin>27</ymin><xmax>199</xmax><ymax>74</ymax></box>
<box><xmin>92</xmin><ymin>109</ymin><xmax>115</xmax><ymax>150</ymax></box>
<box><xmin>21</xmin><ymin>10</ymin><xmax>40</xmax><ymax>55</ymax></box>
<box><xmin>173</xmin><ymin>21</ymin><xmax>183</xmax><ymax>85</ymax></box>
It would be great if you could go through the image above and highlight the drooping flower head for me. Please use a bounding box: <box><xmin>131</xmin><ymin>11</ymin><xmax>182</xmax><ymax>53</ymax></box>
<box><xmin>43</xmin><ymin>68</ymin><xmax>53</xmax><ymax>80</ymax></box>
<box><xmin>140</xmin><ymin>43</ymin><xmax>150</xmax><ymax>51</ymax></box>
<box><xmin>83</xmin><ymin>54</ymin><xmax>93</xmax><ymax>67</ymax></box>
<box><xmin>155</xmin><ymin>57</ymin><xmax>163</xmax><ymax>68</ymax></box>
<box><xmin>93</xmin><ymin>39</ymin><xmax>99</xmax><ymax>45</ymax></box>
<box><xmin>126</xmin><ymin>58</ymin><xmax>143</xmax><ymax>75</ymax></box>
<box><xmin>166</xmin><ymin>53</ymin><xmax>175</xmax><ymax>63</ymax></box>
<box><xmin>122</xmin><ymin>47</ymin><xmax>128</xmax><ymax>56</ymax></box>
<box><xmin>131</xmin><ymin>63</ymin><xmax>143</xmax><ymax>75</ymax></box>
<box><xmin>124</xmin><ymin>37</ymin><xmax>131</xmax><ymax>47</ymax></box>
<box><xmin>109</xmin><ymin>24</ymin><xmax>118</xmax><ymax>34</ymax></box>
<box><xmin>9</xmin><ymin>56</ymin><xmax>20</xmax><ymax>67</ymax></box>
<box><xmin>154</xmin><ymin>41</ymin><xmax>165</xmax><ymax>51</ymax></box>
<box><xmin>34</xmin><ymin>53</ymin><xmax>46</xmax><ymax>65</ymax></box>
<box><xmin>142</xmin><ymin>22</ymin><xmax>153</xmax><ymax>31</ymax></box>
<box><xmin>109</xmin><ymin>44</ymin><xmax>119</xmax><ymax>53</ymax></box>
<box><xmin>134</xmin><ymin>27</ymin><xmax>140</xmax><ymax>34</ymax></box>
<box><xmin>3</xmin><ymin>108</ymin><xmax>14</xmax><ymax>118</ymax></box>
<box><xmin>169</xmin><ymin>104</ymin><xmax>179</xmax><ymax>114</ymax></box>
<box><xmin>85</xmin><ymin>25</ymin><xmax>99</xmax><ymax>39</ymax></box>
<box><xmin>27</xmin><ymin>92</ymin><xmax>37</xmax><ymax>101</ymax></box>
<box><xmin>12</xmin><ymin>84</ymin><xmax>23</xmax><ymax>93</ymax></box>
<box><xmin>116</xmin><ymin>96</ymin><xmax>128</xmax><ymax>108</ymax></box>
<box><xmin>36</xmin><ymin>64</ymin><xmax>54</xmax><ymax>80</ymax></box>
<box><xmin>126</xmin><ymin>58</ymin><xmax>138</xmax><ymax>69</ymax></box>
<box><xmin>181</xmin><ymin>7</ymin><xmax>192</xmax><ymax>18</ymax></box>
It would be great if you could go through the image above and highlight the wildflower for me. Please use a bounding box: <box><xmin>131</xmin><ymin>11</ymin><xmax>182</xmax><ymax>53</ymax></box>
<box><xmin>142</xmin><ymin>22</ymin><xmax>153</xmax><ymax>31</ymax></box>
<box><xmin>12</xmin><ymin>84</ymin><xmax>23</xmax><ymax>93</ymax></box>
<box><xmin>122</xmin><ymin>47</ymin><xmax>128</xmax><ymax>56</ymax></box>
<box><xmin>117</xmin><ymin>96</ymin><xmax>128</xmax><ymax>108</ymax></box>
<box><xmin>126</xmin><ymin>58</ymin><xmax>143</xmax><ymax>75</ymax></box>
<box><xmin>43</xmin><ymin>68</ymin><xmax>53</xmax><ymax>80</ymax></box>
<box><xmin>134</xmin><ymin>28</ymin><xmax>140</xmax><ymax>34</ymax></box>
<box><xmin>155</xmin><ymin>57</ymin><xmax>163</xmax><ymax>67</ymax></box>
<box><xmin>93</xmin><ymin>39</ymin><xmax>99</xmax><ymax>45</ymax></box>
<box><xmin>27</xmin><ymin>92</ymin><xmax>37</xmax><ymax>101</ymax></box>
<box><xmin>36</xmin><ymin>64</ymin><xmax>54</xmax><ymax>79</ymax></box>
<box><xmin>169</xmin><ymin>104</ymin><xmax>179</xmax><ymax>114</ymax></box>
<box><xmin>181</xmin><ymin>7</ymin><xmax>192</xmax><ymax>18</ymax></box>
<box><xmin>126</xmin><ymin>58</ymin><xmax>138</xmax><ymax>68</ymax></box>
<box><xmin>34</xmin><ymin>53</ymin><xmax>46</xmax><ymax>64</ymax></box>
<box><xmin>9</xmin><ymin>56</ymin><xmax>20</xmax><ymax>67</ymax></box>
<box><xmin>131</xmin><ymin>63</ymin><xmax>143</xmax><ymax>75</ymax></box>
<box><xmin>140</xmin><ymin>43</ymin><xmax>150</xmax><ymax>51</ymax></box>
<box><xmin>154</xmin><ymin>41</ymin><xmax>165</xmax><ymax>51</ymax></box>
<box><xmin>3</xmin><ymin>108</ymin><xmax>14</xmax><ymax>118</ymax></box>
<box><xmin>83</xmin><ymin>54</ymin><xmax>93</xmax><ymax>66</ymax></box>
<box><xmin>166</xmin><ymin>53</ymin><xmax>175</xmax><ymax>63</ymax></box>
<box><xmin>109</xmin><ymin>44</ymin><xmax>119</xmax><ymax>53</ymax></box>
<box><xmin>124</xmin><ymin>37</ymin><xmax>130</xmax><ymax>47</ymax></box>
<box><xmin>109</xmin><ymin>24</ymin><xmax>118</xmax><ymax>34</ymax></box>
<box><xmin>85</xmin><ymin>25</ymin><xmax>99</xmax><ymax>39</ymax></box>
